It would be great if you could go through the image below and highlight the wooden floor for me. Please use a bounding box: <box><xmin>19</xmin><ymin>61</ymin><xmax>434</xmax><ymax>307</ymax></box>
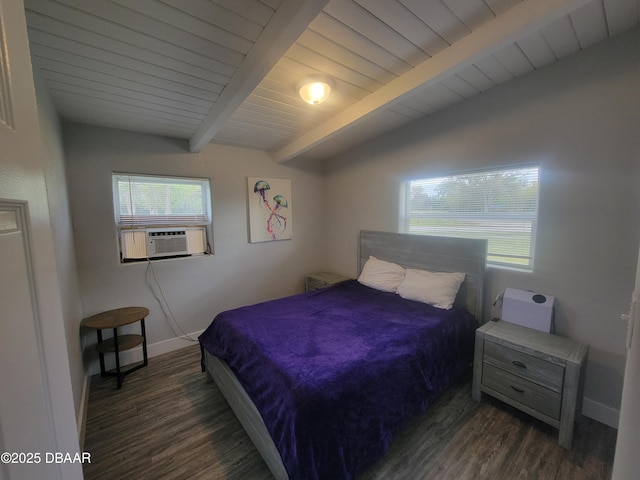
<box><xmin>83</xmin><ymin>345</ymin><xmax>616</xmax><ymax>480</ymax></box>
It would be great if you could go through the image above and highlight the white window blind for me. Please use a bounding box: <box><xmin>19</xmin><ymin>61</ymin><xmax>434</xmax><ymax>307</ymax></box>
<box><xmin>113</xmin><ymin>174</ymin><xmax>211</xmax><ymax>228</ymax></box>
<box><xmin>404</xmin><ymin>166</ymin><xmax>540</xmax><ymax>270</ymax></box>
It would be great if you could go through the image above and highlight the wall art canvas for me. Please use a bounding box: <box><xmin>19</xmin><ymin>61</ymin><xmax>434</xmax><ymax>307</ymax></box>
<box><xmin>248</xmin><ymin>177</ymin><xmax>293</xmax><ymax>242</ymax></box>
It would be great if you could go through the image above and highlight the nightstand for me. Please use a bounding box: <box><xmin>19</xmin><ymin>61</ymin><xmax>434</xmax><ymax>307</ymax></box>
<box><xmin>81</xmin><ymin>306</ymin><xmax>149</xmax><ymax>389</ymax></box>
<box><xmin>472</xmin><ymin>320</ymin><xmax>588</xmax><ymax>449</ymax></box>
<box><xmin>305</xmin><ymin>272</ymin><xmax>351</xmax><ymax>292</ymax></box>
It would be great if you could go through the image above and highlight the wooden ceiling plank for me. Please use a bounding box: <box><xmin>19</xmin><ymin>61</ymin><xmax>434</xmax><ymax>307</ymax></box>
<box><xmin>413</xmin><ymin>85</ymin><xmax>459</xmax><ymax>110</ymax></box>
<box><xmin>57</xmin><ymin>108</ymin><xmax>195</xmax><ymax>138</ymax></box>
<box><xmin>54</xmin><ymin>0</ymin><xmax>245</xmax><ymax>66</ymax></box>
<box><xmin>47</xmin><ymin>80</ymin><xmax>206</xmax><ymax>120</ymax></box>
<box><xmin>540</xmin><ymin>15</ymin><xmax>582</xmax><ymax>58</ymax></box>
<box><xmin>189</xmin><ymin>0</ymin><xmax>330</xmax><ymax>152</ymax></box>
<box><xmin>285</xmin><ymin>43</ymin><xmax>386</xmax><ymax>91</ymax></box>
<box><xmin>240</xmin><ymin>98</ymin><xmax>327</xmax><ymax>123</ymax></box>
<box><xmin>296</xmin><ymin>29</ymin><xmax>398</xmax><ymax>84</ymax></box>
<box><xmin>267</xmin><ymin>58</ymin><xmax>371</xmax><ymax>102</ymax></box>
<box><xmin>570</xmin><ymin>1</ymin><xmax>609</xmax><ymax>48</ymax></box>
<box><xmin>30</xmin><ymin>49</ymin><xmax>220</xmax><ymax>101</ymax></box>
<box><xmin>225</xmin><ymin>114</ymin><xmax>300</xmax><ymax>134</ymax></box>
<box><xmin>223</xmin><ymin>118</ymin><xmax>298</xmax><ymax>137</ymax></box>
<box><xmin>493</xmin><ymin>43</ymin><xmax>535</xmax><ymax>77</ymax></box>
<box><xmin>325</xmin><ymin>1</ymin><xmax>429</xmax><ymax>65</ymax></box>
<box><xmin>110</xmin><ymin>0</ymin><xmax>254</xmax><ymax>53</ymax></box>
<box><xmin>386</xmin><ymin>102</ymin><xmax>424</xmax><ymax>120</ymax></box>
<box><xmin>218</xmin><ymin>122</ymin><xmax>289</xmax><ymax>138</ymax></box>
<box><xmin>25</xmin><ymin>12</ymin><xmax>234</xmax><ymax>83</ymax></box>
<box><xmin>399</xmin><ymin>0</ymin><xmax>470</xmax><ymax>45</ymax></box>
<box><xmin>425</xmin><ymin>82</ymin><xmax>465</xmax><ymax>105</ymax></box>
<box><xmin>24</xmin><ymin>0</ymin><xmax>237</xmax><ymax>77</ymax></box>
<box><xmin>159</xmin><ymin>0</ymin><xmax>265</xmax><ymax>42</ymax></box>
<box><xmin>603</xmin><ymin>0</ymin><xmax>639</xmax><ymax>35</ymax></box>
<box><xmin>397</xmin><ymin>97</ymin><xmax>437</xmax><ymax>115</ymax></box>
<box><xmin>440</xmin><ymin>73</ymin><xmax>481</xmax><ymax>98</ymax></box>
<box><xmin>310</xmin><ymin>13</ymin><xmax>414</xmax><ymax>76</ymax></box>
<box><xmin>273</xmin><ymin>0</ymin><xmax>593</xmax><ymax>163</ymax></box>
<box><xmin>51</xmin><ymin>90</ymin><xmax>203</xmax><ymax>127</ymax></box>
<box><xmin>53</xmin><ymin>109</ymin><xmax>199</xmax><ymax>138</ymax></box>
<box><xmin>261</xmin><ymin>0</ymin><xmax>282</xmax><ymax>10</ymax></box>
<box><xmin>516</xmin><ymin>31</ymin><xmax>558</xmax><ymax>68</ymax></box>
<box><xmin>456</xmin><ymin>64</ymin><xmax>496</xmax><ymax>92</ymax></box>
<box><xmin>42</xmin><ymin>72</ymin><xmax>211</xmax><ymax>115</ymax></box>
<box><xmin>56</xmin><ymin>106</ymin><xmax>197</xmax><ymax>131</ymax></box>
<box><xmin>442</xmin><ymin>0</ymin><xmax>496</xmax><ymax>31</ymax></box>
<box><xmin>232</xmin><ymin>100</ymin><xmax>328</xmax><ymax>126</ymax></box>
<box><xmin>28</xmin><ymin>30</ymin><xmax>229</xmax><ymax>91</ymax></box>
<box><xmin>354</xmin><ymin>0</ymin><xmax>449</xmax><ymax>56</ymax></box>
<box><xmin>474</xmin><ymin>54</ymin><xmax>515</xmax><ymax>84</ymax></box>
<box><xmin>37</xmin><ymin>61</ymin><xmax>214</xmax><ymax>110</ymax></box>
<box><xmin>211</xmin><ymin>0</ymin><xmax>277</xmax><ymax>26</ymax></box>
<box><xmin>484</xmin><ymin>0</ymin><xmax>523</xmax><ymax>16</ymax></box>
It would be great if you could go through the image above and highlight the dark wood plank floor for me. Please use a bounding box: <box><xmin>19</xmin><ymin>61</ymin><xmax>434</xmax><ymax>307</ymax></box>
<box><xmin>83</xmin><ymin>345</ymin><xmax>615</xmax><ymax>480</ymax></box>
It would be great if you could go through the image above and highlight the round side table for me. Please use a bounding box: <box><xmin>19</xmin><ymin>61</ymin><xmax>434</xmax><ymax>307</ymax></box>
<box><xmin>81</xmin><ymin>306</ymin><xmax>149</xmax><ymax>389</ymax></box>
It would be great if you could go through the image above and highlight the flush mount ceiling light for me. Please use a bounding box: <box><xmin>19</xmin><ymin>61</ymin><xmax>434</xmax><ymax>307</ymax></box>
<box><xmin>297</xmin><ymin>75</ymin><xmax>334</xmax><ymax>105</ymax></box>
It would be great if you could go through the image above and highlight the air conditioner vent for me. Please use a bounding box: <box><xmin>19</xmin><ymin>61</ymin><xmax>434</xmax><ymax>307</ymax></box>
<box><xmin>146</xmin><ymin>229</ymin><xmax>188</xmax><ymax>257</ymax></box>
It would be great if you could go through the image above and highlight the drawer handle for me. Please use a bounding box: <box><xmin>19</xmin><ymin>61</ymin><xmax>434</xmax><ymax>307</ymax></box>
<box><xmin>512</xmin><ymin>360</ymin><xmax>527</xmax><ymax>369</ymax></box>
<box><xmin>510</xmin><ymin>385</ymin><xmax>525</xmax><ymax>393</ymax></box>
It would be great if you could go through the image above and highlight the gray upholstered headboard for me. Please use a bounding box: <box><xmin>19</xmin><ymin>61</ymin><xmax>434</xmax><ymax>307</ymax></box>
<box><xmin>358</xmin><ymin>230</ymin><xmax>487</xmax><ymax>320</ymax></box>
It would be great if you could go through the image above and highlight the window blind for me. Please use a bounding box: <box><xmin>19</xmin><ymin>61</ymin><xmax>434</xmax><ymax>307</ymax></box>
<box><xmin>405</xmin><ymin>166</ymin><xmax>540</xmax><ymax>269</ymax></box>
<box><xmin>113</xmin><ymin>174</ymin><xmax>211</xmax><ymax>228</ymax></box>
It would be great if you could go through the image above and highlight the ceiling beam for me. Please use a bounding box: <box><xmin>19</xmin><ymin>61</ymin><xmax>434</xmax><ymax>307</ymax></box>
<box><xmin>272</xmin><ymin>0</ymin><xmax>592</xmax><ymax>163</ymax></box>
<box><xmin>189</xmin><ymin>0</ymin><xmax>329</xmax><ymax>153</ymax></box>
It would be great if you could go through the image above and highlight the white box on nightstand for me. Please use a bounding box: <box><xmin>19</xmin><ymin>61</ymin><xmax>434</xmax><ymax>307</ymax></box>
<box><xmin>502</xmin><ymin>288</ymin><xmax>555</xmax><ymax>333</ymax></box>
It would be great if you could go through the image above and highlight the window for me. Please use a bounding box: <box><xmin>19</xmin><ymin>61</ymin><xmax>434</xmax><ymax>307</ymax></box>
<box><xmin>113</xmin><ymin>173</ymin><xmax>211</xmax><ymax>227</ymax></box>
<box><xmin>403</xmin><ymin>165</ymin><xmax>540</xmax><ymax>270</ymax></box>
<box><xmin>112</xmin><ymin>173</ymin><xmax>212</xmax><ymax>261</ymax></box>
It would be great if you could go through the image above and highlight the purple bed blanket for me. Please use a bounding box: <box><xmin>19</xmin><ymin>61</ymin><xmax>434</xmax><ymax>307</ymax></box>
<box><xmin>199</xmin><ymin>280</ymin><xmax>478</xmax><ymax>480</ymax></box>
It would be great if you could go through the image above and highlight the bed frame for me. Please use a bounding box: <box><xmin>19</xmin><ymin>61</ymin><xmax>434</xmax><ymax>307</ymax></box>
<box><xmin>202</xmin><ymin>231</ymin><xmax>487</xmax><ymax>480</ymax></box>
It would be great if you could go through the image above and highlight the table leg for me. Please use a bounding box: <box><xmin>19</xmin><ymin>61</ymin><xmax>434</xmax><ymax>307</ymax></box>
<box><xmin>113</xmin><ymin>327</ymin><xmax>123</xmax><ymax>389</ymax></box>
<box><xmin>141</xmin><ymin>318</ymin><xmax>148</xmax><ymax>367</ymax></box>
<box><xmin>97</xmin><ymin>329</ymin><xmax>106</xmax><ymax>377</ymax></box>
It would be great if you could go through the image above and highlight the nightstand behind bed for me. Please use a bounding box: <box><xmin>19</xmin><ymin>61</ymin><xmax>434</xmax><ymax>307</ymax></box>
<box><xmin>305</xmin><ymin>272</ymin><xmax>351</xmax><ymax>292</ymax></box>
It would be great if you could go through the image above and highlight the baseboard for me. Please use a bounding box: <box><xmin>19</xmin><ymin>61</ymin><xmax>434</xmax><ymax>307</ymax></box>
<box><xmin>87</xmin><ymin>329</ymin><xmax>205</xmax><ymax>376</ymax></box>
<box><xmin>582</xmin><ymin>397</ymin><xmax>620</xmax><ymax>429</ymax></box>
<box><xmin>77</xmin><ymin>373</ymin><xmax>90</xmax><ymax>450</ymax></box>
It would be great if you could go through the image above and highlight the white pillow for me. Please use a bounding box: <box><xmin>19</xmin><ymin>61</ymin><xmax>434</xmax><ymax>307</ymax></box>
<box><xmin>357</xmin><ymin>256</ymin><xmax>406</xmax><ymax>293</ymax></box>
<box><xmin>397</xmin><ymin>269</ymin><xmax>466</xmax><ymax>310</ymax></box>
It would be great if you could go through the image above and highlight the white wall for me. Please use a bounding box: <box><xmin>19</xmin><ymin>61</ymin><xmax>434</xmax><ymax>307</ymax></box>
<box><xmin>63</xmin><ymin>124</ymin><xmax>326</xmax><ymax>369</ymax></box>
<box><xmin>60</xmin><ymin>27</ymin><xmax>638</xmax><ymax>426</ymax></box>
<box><xmin>322</xmin><ymin>28</ymin><xmax>640</xmax><ymax>423</ymax></box>
<box><xmin>32</xmin><ymin>65</ymin><xmax>85</xmax><ymax>428</ymax></box>
<box><xmin>0</xmin><ymin>1</ymin><xmax>82</xmax><ymax>477</ymax></box>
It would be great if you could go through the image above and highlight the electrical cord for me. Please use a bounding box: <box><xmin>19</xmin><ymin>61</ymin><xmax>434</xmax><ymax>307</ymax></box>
<box><xmin>145</xmin><ymin>258</ymin><xmax>198</xmax><ymax>342</ymax></box>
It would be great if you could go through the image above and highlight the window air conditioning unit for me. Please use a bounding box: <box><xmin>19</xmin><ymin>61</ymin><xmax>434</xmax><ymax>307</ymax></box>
<box><xmin>120</xmin><ymin>227</ymin><xmax>206</xmax><ymax>260</ymax></box>
<box><xmin>146</xmin><ymin>228</ymin><xmax>188</xmax><ymax>257</ymax></box>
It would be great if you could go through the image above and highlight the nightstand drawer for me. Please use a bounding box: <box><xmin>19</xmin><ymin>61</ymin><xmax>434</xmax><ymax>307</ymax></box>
<box><xmin>306</xmin><ymin>278</ymin><xmax>330</xmax><ymax>291</ymax></box>
<box><xmin>482</xmin><ymin>364</ymin><xmax>562</xmax><ymax>420</ymax></box>
<box><xmin>484</xmin><ymin>341</ymin><xmax>564</xmax><ymax>393</ymax></box>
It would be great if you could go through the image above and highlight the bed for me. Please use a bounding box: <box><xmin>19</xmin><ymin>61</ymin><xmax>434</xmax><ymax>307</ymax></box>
<box><xmin>199</xmin><ymin>231</ymin><xmax>487</xmax><ymax>480</ymax></box>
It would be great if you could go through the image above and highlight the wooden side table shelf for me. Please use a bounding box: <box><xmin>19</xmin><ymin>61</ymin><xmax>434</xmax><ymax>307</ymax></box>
<box><xmin>81</xmin><ymin>306</ymin><xmax>149</xmax><ymax>389</ymax></box>
<box><xmin>305</xmin><ymin>272</ymin><xmax>351</xmax><ymax>292</ymax></box>
<box><xmin>472</xmin><ymin>320</ymin><xmax>588</xmax><ymax>449</ymax></box>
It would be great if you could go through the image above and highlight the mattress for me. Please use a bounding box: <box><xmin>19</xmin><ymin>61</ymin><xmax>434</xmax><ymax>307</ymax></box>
<box><xmin>199</xmin><ymin>280</ymin><xmax>478</xmax><ymax>480</ymax></box>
